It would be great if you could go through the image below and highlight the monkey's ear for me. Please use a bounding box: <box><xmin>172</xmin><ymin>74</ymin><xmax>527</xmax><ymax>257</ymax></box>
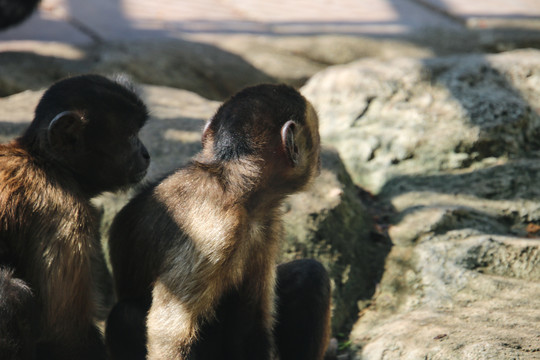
<box><xmin>201</xmin><ymin>119</ymin><xmax>212</xmax><ymax>143</ymax></box>
<box><xmin>47</xmin><ymin>111</ymin><xmax>85</xmax><ymax>151</ymax></box>
<box><xmin>281</xmin><ymin>120</ymin><xmax>299</xmax><ymax>166</ymax></box>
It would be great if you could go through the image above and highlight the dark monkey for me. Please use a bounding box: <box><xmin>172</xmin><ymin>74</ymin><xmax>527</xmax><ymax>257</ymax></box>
<box><xmin>0</xmin><ymin>0</ymin><xmax>41</xmax><ymax>30</ymax></box>
<box><xmin>106</xmin><ymin>84</ymin><xmax>331</xmax><ymax>360</ymax></box>
<box><xmin>0</xmin><ymin>74</ymin><xmax>150</xmax><ymax>360</ymax></box>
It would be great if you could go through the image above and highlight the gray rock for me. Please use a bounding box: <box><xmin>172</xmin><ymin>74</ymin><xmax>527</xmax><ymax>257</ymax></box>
<box><xmin>282</xmin><ymin>148</ymin><xmax>385</xmax><ymax>333</ymax></box>
<box><xmin>351</xmin><ymin>233</ymin><xmax>540</xmax><ymax>360</ymax></box>
<box><xmin>187</xmin><ymin>35</ymin><xmax>437</xmax><ymax>88</ymax></box>
<box><xmin>0</xmin><ymin>89</ymin><xmax>40</xmax><ymax>141</ymax></box>
<box><xmin>303</xmin><ymin>49</ymin><xmax>540</xmax><ymax>358</ymax></box>
<box><xmin>302</xmin><ymin>49</ymin><xmax>540</xmax><ymax>194</ymax></box>
<box><xmin>92</xmin><ymin>40</ymin><xmax>276</xmax><ymax>100</ymax></box>
<box><xmin>0</xmin><ymin>42</ymin><xmax>91</xmax><ymax>97</ymax></box>
<box><xmin>0</xmin><ymin>31</ymin><xmax>496</xmax><ymax>99</ymax></box>
<box><xmin>0</xmin><ymin>39</ymin><xmax>274</xmax><ymax>100</ymax></box>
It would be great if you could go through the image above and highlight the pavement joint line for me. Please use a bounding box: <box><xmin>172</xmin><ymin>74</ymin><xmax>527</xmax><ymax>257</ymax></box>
<box><xmin>65</xmin><ymin>16</ymin><xmax>104</xmax><ymax>44</ymax></box>
<box><xmin>408</xmin><ymin>0</ymin><xmax>467</xmax><ymax>27</ymax></box>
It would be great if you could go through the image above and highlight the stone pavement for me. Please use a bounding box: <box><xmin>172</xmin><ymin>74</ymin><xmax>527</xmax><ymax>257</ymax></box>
<box><xmin>0</xmin><ymin>0</ymin><xmax>539</xmax><ymax>45</ymax></box>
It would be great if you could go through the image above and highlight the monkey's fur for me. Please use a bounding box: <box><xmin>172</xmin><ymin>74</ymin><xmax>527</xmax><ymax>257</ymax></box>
<box><xmin>107</xmin><ymin>84</ymin><xmax>331</xmax><ymax>359</ymax></box>
<box><xmin>0</xmin><ymin>0</ymin><xmax>40</xmax><ymax>30</ymax></box>
<box><xmin>0</xmin><ymin>75</ymin><xmax>150</xmax><ymax>360</ymax></box>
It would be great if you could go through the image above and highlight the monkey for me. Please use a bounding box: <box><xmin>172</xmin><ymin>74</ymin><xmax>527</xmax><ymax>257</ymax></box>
<box><xmin>0</xmin><ymin>0</ymin><xmax>41</xmax><ymax>30</ymax></box>
<box><xmin>0</xmin><ymin>74</ymin><xmax>150</xmax><ymax>360</ymax></box>
<box><xmin>106</xmin><ymin>83</ymin><xmax>332</xmax><ymax>360</ymax></box>
<box><xmin>0</xmin><ymin>268</ymin><xmax>35</xmax><ymax>360</ymax></box>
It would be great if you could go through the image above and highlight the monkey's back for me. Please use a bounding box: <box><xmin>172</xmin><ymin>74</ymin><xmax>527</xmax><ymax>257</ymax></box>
<box><xmin>108</xmin><ymin>162</ymin><xmax>246</xmax><ymax>303</ymax></box>
<box><xmin>108</xmin><ymin>174</ymin><xmax>189</xmax><ymax>301</ymax></box>
<box><xmin>0</xmin><ymin>144</ymin><xmax>62</xmax><ymax>266</ymax></box>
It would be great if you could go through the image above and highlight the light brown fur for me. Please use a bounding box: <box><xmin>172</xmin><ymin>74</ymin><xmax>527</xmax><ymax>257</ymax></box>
<box><xmin>0</xmin><ymin>142</ymin><xmax>97</xmax><ymax>339</ymax></box>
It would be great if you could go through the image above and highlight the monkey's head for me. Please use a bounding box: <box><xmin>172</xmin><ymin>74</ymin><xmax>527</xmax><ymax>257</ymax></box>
<box><xmin>201</xmin><ymin>84</ymin><xmax>321</xmax><ymax>194</ymax></box>
<box><xmin>21</xmin><ymin>75</ymin><xmax>151</xmax><ymax>196</ymax></box>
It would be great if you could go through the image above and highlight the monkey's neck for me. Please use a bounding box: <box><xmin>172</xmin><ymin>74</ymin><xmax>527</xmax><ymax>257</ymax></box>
<box><xmin>193</xmin><ymin>156</ymin><xmax>285</xmax><ymax>213</ymax></box>
<box><xmin>12</xmin><ymin>140</ymin><xmax>92</xmax><ymax>199</ymax></box>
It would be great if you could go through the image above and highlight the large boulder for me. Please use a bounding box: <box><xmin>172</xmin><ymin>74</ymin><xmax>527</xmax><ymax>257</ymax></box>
<box><xmin>302</xmin><ymin>49</ymin><xmax>540</xmax><ymax>193</ymax></box>
<box><xmin>282</xmin><ymin>148</ymin><xmax>386</xmax><ymax>333</ymax></box>
<box><xmin>302</xmin><ymin>49</ymin><xmax>540</xmax><ymax>358</ymax></box>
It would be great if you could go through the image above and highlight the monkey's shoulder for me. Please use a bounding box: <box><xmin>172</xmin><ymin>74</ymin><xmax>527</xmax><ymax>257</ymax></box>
<box><xmin>0</xmin><ymin>143</ymin><xmax>32</xmax><ymax>171</ymax></box>
<box><xmin>0</xmin><ymin>147</ymin><xmax>44</xmax><ymax>203</ymax></box>
<box><xmin>0</xmin><ymin>146</ymin><xmax>92</xmax><ymax>231</ymax></box>
<box><xmin>129</xmin><ymin>164</ymin><xmax>210</xmax><ymax>203</ymax></box>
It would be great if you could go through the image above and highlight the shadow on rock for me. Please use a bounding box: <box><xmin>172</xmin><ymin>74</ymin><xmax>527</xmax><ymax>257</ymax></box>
<box><xmin>0</xmin><ymin>38</ymin><xmax>277</xmax><ymax>101</ymax></box>
<box><xmin>282</xmin><ymin>148</ymin><xmax>393</xmax><ymax>336</ymax></box>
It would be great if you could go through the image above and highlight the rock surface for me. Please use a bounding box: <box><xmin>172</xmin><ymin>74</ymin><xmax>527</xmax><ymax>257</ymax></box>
<box><xmin>302</xmin><ymin>49</ymin><xmax>540</xmax><ymax>194</ymax></box>
<box><xmin>0</xmin><ymin>30</ymin><xmax>520</xmax><ymax>99</ymax></box>
<box><xmin>302</xmin><ymin>49</ymin><xmax>540</xmax><ymax>359</ymax></box>
<box><xmin>281</xmin><ymin>148</ymin><xmax>388</xmax><ymax>333</ymax></box>
<box><xmin>0</xmin><ymin>40</ymin><xmax>275</xmax><ymax>100</ymax></box>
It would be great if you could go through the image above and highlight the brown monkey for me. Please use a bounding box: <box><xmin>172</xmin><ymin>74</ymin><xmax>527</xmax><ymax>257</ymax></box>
<box><xmin>106</xmin><ymin>84</ymin><xmax>331</xmax><ymax>359</ymax></box>
<box><xmin>0</xmin><ymin>74</ymin><xmax>150</xmax><ymax>360</ymax></box>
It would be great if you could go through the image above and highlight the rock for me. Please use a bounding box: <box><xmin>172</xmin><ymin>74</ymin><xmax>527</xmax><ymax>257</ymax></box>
<box><xmin>4</xmin><ymin>36</ymin><xmax>540</xmax><ymax>359</ymax></box>
<box><xmin>92</xmin><ymin>40</ymin><xmax>276</xmax><ymax>100</ymax></box>
<box><xmin>0</xmin><ymin>31</ymin><xmax>496</xmax><ymax>99</ymax></box>
<box><xmin>302</xmin><ymin>49</ymin><xmax>540</xmax><ymax>194</ymax></box>
<box><xmin>0</xmin><ymin>39</ymin><xmax>275</xmax><ymax>101</ymax></box>
<box><xmin>303</xmin><ymin>49</ymin><xmax>540</xmax><ymax>359</ymax></box>
<box><xmin>0</xmin><ymin>42</ymin><xmax>91</xmax><ymax>97</ymax></box>
<box><xmin>351</xmin><ymin>233</ymin><xmax>540</xmax><ymax>360</ymax></box>
<box><xmin>0</xmin><ymin>89</ymin><xmax>41</xmax><ymax>141</ymax></box>
<box><xmin>187</xmin><ymin>35</ymin><xmax>436</xmax><ymax>88</ymax></box>
<box><xmin>282</xmin><ymin>148</ymin><xmax>387</xmax><ymax>333</ymax></box>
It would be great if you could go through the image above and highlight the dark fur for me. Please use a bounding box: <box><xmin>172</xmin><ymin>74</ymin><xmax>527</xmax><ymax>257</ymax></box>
<box><xmin>0</xmin><ymin>75</ymin><xmax>150</xmax><ymax>359</ymax></box>
<box><xmin>0</xmin><ymin>0</ymin><xmax>40</xmax><ymax>30</ymax></box>
<box><xmin>106</xmin><ymin>84</ymin><xmax>331</xmax><ymax>359</ymax></box>
<box><xmin>0</xmin><ymin>268</ymin><xmax>35</xmax><ymax>360</ymax></box>
<box><xmin>274</xmin><ymin>260</ymin><xmax>332</xmax><ymax>360</ymax></box>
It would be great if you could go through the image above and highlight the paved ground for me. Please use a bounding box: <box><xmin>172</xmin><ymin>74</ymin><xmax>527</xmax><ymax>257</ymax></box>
<box><xmin>0</xmin><ymin>0</ymin><xmax>539</xmax><ymax>44</ymax></box>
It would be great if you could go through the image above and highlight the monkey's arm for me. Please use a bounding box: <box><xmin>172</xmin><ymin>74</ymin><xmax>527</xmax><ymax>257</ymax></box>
<box><xmin>146</xmin><ymin>279</ymin><xmax>201</xmax><ymax>360</ymax></box>
<box><xmin>145</xmin><ymin>243</ymin><xmax>237</xmax><ymax>360</ymax></box>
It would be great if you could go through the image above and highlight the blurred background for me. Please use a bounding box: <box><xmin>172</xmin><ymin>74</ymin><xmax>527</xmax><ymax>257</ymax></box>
<box><xmin>2</xmin><ymin>0</ymin><xmax>540</xmax><ymax>42</ymax></box>
<box><xmin>1</xmin><ymin>1</ymin><xmax>540</xmax><ymax>359</ymax></box>
<box><xmin>1</xmin><ymin>0</ymin><xmax>540</xmax><ymax>98</ymax></box>
<box><xmin>2</xmin><ymin>0</ymin><xmax>540</xmax><ymax>97</ymax></box>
